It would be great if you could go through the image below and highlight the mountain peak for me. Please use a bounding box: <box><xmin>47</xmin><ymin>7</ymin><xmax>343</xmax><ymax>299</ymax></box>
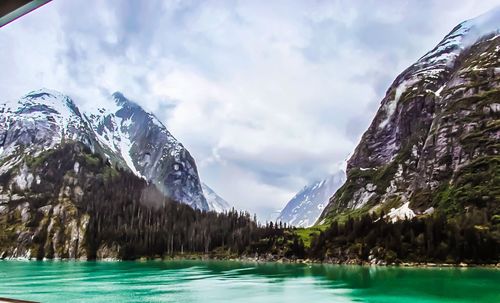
<box><xmin>109</xmin><ymin>91</ymin><xmax>167</xmax><ymax>130</ymax></box>
<box><xmin>319</xmin><ymin>10</ymin><xmax>500</xmax><ymax>223</ymax></box>
<box><xmin>111</xmin><ymin>91</ymin><xmax>140</xmax><ymax>109</ymax></box>
<box><xmin>1</xmin><ymin>89</ymin><xmax>209</xmax><ymax>211</ymax></box>
<box><xmin>18</xmin><ymin>88</ymin><xmax>74</xmax><ymax>109</ymax></box>
<box><xmin>466</xmin><ymin>5</ymin><xmax>500</xmax><ymax>33</ymax></box>
<box><xmin>278</xmin><ymin>171</ymin><xmax>346</xmax><ymax>227</ymax></box>
<box><xmin>202</xmin><ymin>183</ymin><xmax>231</xmax><ymax>213</ymax></box>
<box><xmin>25</xmin><ymin>87</ymin><xmax>65</xmax><ymax>98</ymax></box>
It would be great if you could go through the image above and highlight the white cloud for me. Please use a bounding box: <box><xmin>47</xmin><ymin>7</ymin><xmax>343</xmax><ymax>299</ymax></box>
<box><xmin>0</xmin><ymin>0</ymin><xmax>498</xmax><ymax>219</ymax></box>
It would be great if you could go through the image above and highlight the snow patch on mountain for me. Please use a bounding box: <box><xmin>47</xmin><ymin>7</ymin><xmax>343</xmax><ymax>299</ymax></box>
<box><xmin>277</xmin><ymin>171</ymin><xmax>346</xmax><ymax>227</ymax></box>
<box><xmin>379</xmin><ymin>78</ymin><xmax>419</xmax><ymax>129</ymax></box>
<box><xmin>0</xmin><ymin>89</ymin><xmax>208</xmax><ymax>210</ymax></box>
<box><xmin>379</xmin><ymin>7</ymin><xmax>500</xmax><ymax>132</ymax></box>
<box><xmin>417</xmin><ymin>7</ymin><xmax>500</xmax><ymax>73</ymax></box>
<box><xmin>0</xmin><ymin>89</ymin><xmax>90</xmax><ymax>159</ymax></box>
<box><xmin>385</xmin><ymin>202</ymin><xmax>416</xmax><ymax>223</ymax></box>
<box><xmin>201</xmin><ymin>183</ymin><xmax>231</xmax><ymax>213</ymax></box>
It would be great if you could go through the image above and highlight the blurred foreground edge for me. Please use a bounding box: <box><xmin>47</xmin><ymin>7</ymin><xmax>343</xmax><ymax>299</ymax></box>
<box><xmin>0</xmin><ymin>0</ymin><xmax>51</xmax><ymax>28</ymax></box>
<box><xmin>0</xmin><ymin>298</ymin><xmax>39</xmax><ymax>303</ymax></box>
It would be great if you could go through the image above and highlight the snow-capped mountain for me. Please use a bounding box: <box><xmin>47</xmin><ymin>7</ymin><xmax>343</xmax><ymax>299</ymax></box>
<box><xmin>201</xmin><ymin>183</ymin><xmax>232</xmax><ymax>213</ymax></box>
<box><xmin>0</xmin><ymin>89</ymin><xmax>208</xmax><ymax>210</ymax></box>
<box><xmin>278</xmin><ymin>171</ymin><xmax>345</xmax><ymax>227</ymax></box>
<box><xmin>319</xmin><ymin>7</ymin><xmax>500</xmax><ymax>223</ymax></box>
<box><xmin>262</xmin><ymin>209</ymin><xmax>282</xmax><ymax>224</ymax></box>
<box><xmin>0</xmin><ymin>91</ymin><xmax>92</xmax><ymax>161</ymax></box>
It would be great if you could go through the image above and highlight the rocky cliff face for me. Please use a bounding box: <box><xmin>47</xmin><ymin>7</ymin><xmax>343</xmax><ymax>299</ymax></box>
<box><xmin>85</xmin><ymin>92</ymin><xmax>207</xmax><ymax>210</ymax></box>
<box><xmin>0</xmin><ymin>143</ymin><xmax>216</xmax><ymax>260</ymax></box>
<box><xmin>0</xmin><ymin>89</ymin><xmax>207</xmax><ymax>210</ymax></box>
<box><xmin>319</xmin><ymin>8</ymin><xmax>500</xmax><ymax>223</ymax></box>
<box><xmin>278</xmin><ymin>171</ymin><xmax>345</xmax><ymax>227</ymax></box>
<box><xmin>0</xmin><ymin>144</ymin><xmax>113</xmax><ymax>259</ymax></box>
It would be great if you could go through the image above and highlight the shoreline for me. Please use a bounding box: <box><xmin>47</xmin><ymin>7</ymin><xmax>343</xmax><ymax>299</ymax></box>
<box><xmin>2</xmin><ymin>255</ymin><xmax>499</xmax><ymax>268</ymax></box>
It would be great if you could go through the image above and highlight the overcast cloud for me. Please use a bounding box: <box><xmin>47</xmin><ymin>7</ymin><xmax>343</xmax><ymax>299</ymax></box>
<box><xmin>1</xmin><ymin>0</ymin><xmax>498</xmax><ymax>219</ymax></box>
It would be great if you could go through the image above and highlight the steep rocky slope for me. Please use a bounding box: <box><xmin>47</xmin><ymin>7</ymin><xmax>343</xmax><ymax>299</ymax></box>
<box><xmin>0</xmin><ymin>143</ymin><xmax>125</xmax><ymax>259</ymax></box>
<box><xmin>278</xmin><ymin>171</ymin><xmax>345</xmax><ymax>227</ymax></box>
<box><xmin>319</xmin><ymin>8</ymin><xmax>500</xmax><ymax>223</ymax></box>
<box><xmin>201</xmin><ymin>183</ymin><xmax>231</xmax><ymax>213</ymax></box>
<box><xmin>0</xmin><ymin>143</ymin><xmax>254</xmax><ymax>260</ymax></box>
<box><xmin>0</xmin><ymin>89</ymin><xmax>207</xmax><ymax>210</ymax></box>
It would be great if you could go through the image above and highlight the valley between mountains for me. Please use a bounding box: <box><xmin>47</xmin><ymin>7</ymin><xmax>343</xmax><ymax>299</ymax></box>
<box><xmin>0</xmin><ymin>7</ymin><xmax>499</xmax><ymax>265</ymax></box>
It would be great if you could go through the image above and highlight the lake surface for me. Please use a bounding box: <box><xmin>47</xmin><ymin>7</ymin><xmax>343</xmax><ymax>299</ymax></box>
<box><xmin>0</xmin><ymin>260</ymin><xmax>499</xmax><ymax>303</ymax></box>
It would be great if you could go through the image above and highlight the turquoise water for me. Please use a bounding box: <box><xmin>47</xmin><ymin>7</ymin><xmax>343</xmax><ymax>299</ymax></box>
<box><xmin>0</xmin><ymin>260</ymin><xmax>499</xmax><ymax>303</ymax></box>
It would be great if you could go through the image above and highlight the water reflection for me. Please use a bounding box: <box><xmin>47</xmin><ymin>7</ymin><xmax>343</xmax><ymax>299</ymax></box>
<box><xmin>0</xmin><ymin>260</ymin><xmax>498</xmax><ymax>303</ymax></box>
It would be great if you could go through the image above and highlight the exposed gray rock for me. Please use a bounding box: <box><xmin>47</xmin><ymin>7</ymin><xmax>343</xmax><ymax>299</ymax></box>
<box><xmin>278</xmin><ymin>171</ymin><xmax>345</xmax><ymax>227</ymax></box>
<box><xmin>319</xmin><ymin>8</ymin><xmax>500</xmax><ymax>223</ymax></box>
<box><xmin>0</xmin><ymin>89</ymin><xmax>207</xmax><ymax>210</ymax></box>
<box><xmin>202</xmin><ymin>183</ymin><xmax>231</xmax><ymax>213</ymax></box>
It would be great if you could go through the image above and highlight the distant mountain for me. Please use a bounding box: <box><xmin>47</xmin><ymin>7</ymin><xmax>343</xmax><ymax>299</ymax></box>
<box><xmin>318</xmin><ymin>7</ymin><xmax>500</xmax><ymax>224</ymax></box>
<box><xmin>0</xmin><ymin>89</ymin><xmax>207</xmax><ymax>210</ymax></box>
<box><xmin>202</xmin><ymin>183</ymin><xmax>231</xmax><ymax>212</ymax></box>
<box><xmin>261</xmin><ymin>209</ymin><xmax>282</xmax><ymax>225</ymax></box>
<box><xmin>278</xmin><ymin>171</ymin><xmax>345</xmax><ymax>227</ymax></box>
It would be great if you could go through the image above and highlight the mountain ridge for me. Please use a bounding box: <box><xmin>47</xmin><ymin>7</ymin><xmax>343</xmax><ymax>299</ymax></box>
<box><xmin>0</xmin><ymin>88</ymin><xmax>208</xmax><ymax>210</ymax></box>
<box><xmin>278</xmin><ymin>171</ymin><xmax>345</xmax><ymax>227</ymax></box>
<box><xmin>318</xmin><ymin>7</ymin><xmax>500</xmax><ymax>224</ymax></box>
<box><xmin>201</xmin><ymin>183</ymin><xmax>232</xmax><ymax>213</ymax></box>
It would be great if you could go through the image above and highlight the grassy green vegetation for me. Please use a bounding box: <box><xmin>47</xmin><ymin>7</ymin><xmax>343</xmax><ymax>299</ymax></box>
<box><xmin>329</xmin><ymin>205</ymin><xmax>374</xmax><ymax>225</ymax></box>
<box><xmin>322</xmin><ymin>83</ymin><xmax>499</xmax><ymax>223</ymax></box>
<box><xmin>25</xmin><ymin>148</ymin><xmax>56</xmax><ymax>168</ymax></box>
<box><xmin>444</xmin><ymin>89</ymin><xmax>500</xmax><ymax>116</ymax></box>
<box><xmin>103</xmin><ymin>165</ymin><xmax>120</xmax><ymax>181</ymax></box>
<box><xmin>461</xmin><ymin>35</ymin><xmax>499</xmax><ymax>70</ymax></box>
<box><xmin>321</xmin><ymin>142</ymin><xmax>416</xmax><ymax>223</ymax></box>
<box><xmin>245</xmin><ymin>224</ymin><xmax>305</xmax><ymax>259</ymax></box>
<box><xmin>377</xmin><ymin>196</ymin><xmax>402</xmax><ymax>215</ymax></box>
<box><xmin>83</xmin><ymin>153</ymin><xmax>100</xmax><ymax>167</ymax></box>
<box><xmin>293</xmin><ymin>225</ymin><xmax>327</xmax><ymax>248</ymax></box>
<box><xmin>424</xmin><ymin>155</ymin><xmax>499</xmax><ymax>220</ymax></box>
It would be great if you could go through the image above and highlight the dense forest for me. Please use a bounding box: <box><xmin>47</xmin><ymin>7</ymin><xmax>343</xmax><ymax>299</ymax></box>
<box><xmin>83</xmin><ymin>172</ymin><xmax>261</xmax><ymax>260</ymax></box>
<box><xmin>81</xmin><ymin>176</ymin><xmax>500</xmax><ymax>263</ymax></box>
<box><xmin>307</xmin><ymin>211</ymin><xmax>499</xmax><ymax>264</ymax></box>
<box><xmin>235</xmin><ymin>211</ymin><xmax>499</xmax><ymax>264</ymax></box>
<box><xmin>1</xmin><ymin>143</ymin><xmax>498</xmax><ymax>264</ymax></box>
<box><xmin>0</xmin><ymin>143</ymin><xmax>261</xmax><ymax>260</ymax></box>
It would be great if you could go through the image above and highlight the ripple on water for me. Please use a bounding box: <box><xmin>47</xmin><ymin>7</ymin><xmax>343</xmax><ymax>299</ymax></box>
<box><xmin>0</xmin><ymin>261</ymin><xmax>499</xmax><ymax>303</ymax></box>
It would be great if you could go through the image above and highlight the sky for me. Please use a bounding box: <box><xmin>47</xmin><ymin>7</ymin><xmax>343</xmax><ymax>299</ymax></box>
<box><xmin>1</xmin><ymin>0</ymin><xmax>498</xmax><ymax>219</ymax></box>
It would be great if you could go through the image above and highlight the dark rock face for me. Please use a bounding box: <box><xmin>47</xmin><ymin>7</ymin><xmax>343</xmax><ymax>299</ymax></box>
<box><xmin>319</xmin><ymin>10</ymin><xmax>500</xmax><ymax>223</ymax></box>
<box><xmin>0</xmin><ymin>144</ymin><xmax>104</xmax><ymax>260</ymax></box>
<box><xmin>86</xmin><ymin>92</ymin><xmax>208</xmax><ymax>210</ymax></box>
<box><xmin>0</xmin><ymin>89</ymin><xmax>207</xmax><ymax>210</ymax></box>
<box><xmin>0</xmin><ymin>143</ymin><xmax>253</xmax><ymax>260</ymax></box>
